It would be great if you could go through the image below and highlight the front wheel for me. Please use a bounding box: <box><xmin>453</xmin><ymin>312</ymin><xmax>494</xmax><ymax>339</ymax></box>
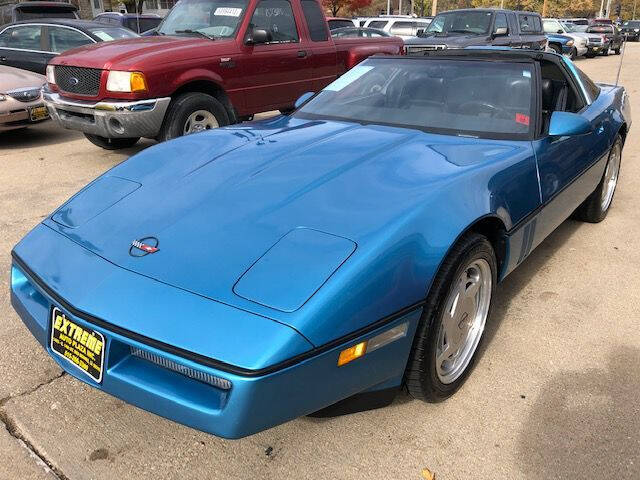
<box><xmin>84</xmin><ymin>134</ymin><xmax>140</xmax><ymax>150</ymax></box>
<box><xmin>549</xmin><ymin>43</ymin><xmax>562</xmax><ymax>54</ymax></box>
<box><xmin>615</xmin><ymin>45</ymin><xmax>621</xmax><ymax>54</ymax></box>
<box><xmin>569</xmin><ymin>47</ymin><xmax>577</xmax><ymax>60</ymax></box>
<box><xmin>574</xmin><ymin>135</ymin><xmax>623</xmax><ymax>223</ymax></box>
<box><xmin>157</xmin><ymin>92</ymin><xmax>230</xmax><ymax>143</ymax></box>
<box><xmin>404</xmin><ymin>233</ymin><xmax>497</xmax><ymax>401</ymax></box>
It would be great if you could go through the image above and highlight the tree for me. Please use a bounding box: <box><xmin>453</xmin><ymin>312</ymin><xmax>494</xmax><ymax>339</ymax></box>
<box><xmin>322</xmin><ymin>0</ymin><xmax>373</xmax><ymax>16</ymax></box>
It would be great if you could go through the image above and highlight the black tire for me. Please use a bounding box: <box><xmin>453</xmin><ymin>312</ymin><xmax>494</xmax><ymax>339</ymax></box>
<box><xmin>615</xmin><ymin>45</ymin><xmax>621</xmax><ymax>54</ymax></box>
<box><xmin>404</xmin><ymin>233</ymin><xmax>497</xmax><ymax>402</ymax></box>
<box><xmin>157</xmin><ymin>92</ymin><xmax>229</xmax><ymax>143</ymax></box>
<box><xmin>585</xmin><ymin>51</ymin><xmax>596</xmax><ymax>58</ymax></box>
<box><xmin>549</xmin><ymin>43</ymin><xmax>562</xmax><ymax>54</ymax></box>
<box><xmin>574</xmin><ymin>135</ymin><xmax>623</xmax><ymax>223</ymax></box>
<box><xmin>569</xmin><ymin>47</ymin><xmax>577</xmax><ymax>60</ymax></box>
<box><xmin>84</xmin><ymin>134</ymin><xmax>140</xmax><ymax>150</ymax></box>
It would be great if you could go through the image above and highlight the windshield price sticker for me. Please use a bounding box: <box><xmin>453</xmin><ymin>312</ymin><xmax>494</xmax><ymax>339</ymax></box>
<box><xmin>214</xmin><ymin>7</ymin><xmax>242</xmax><ymax>16</ymax></box>
<box><xmin>325</xmin><ymin>66</ymin><xmax>374</xmax><ymax>92</ymax></box>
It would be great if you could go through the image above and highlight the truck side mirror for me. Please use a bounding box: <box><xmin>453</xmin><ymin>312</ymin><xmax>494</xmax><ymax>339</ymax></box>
<box><xmin>246</xmin><ymin>28</ymin><xmax>271</xmax><ymax>45</ymax></box>
<box><xmin>493</xmin><ymin>27</ymin><xmax>508</xmax><ymax>36</ymax></box>
<box><xmin>557</xmin><ymin>29</ymin><xmax>564</xmax><ymax>34</ymax></box>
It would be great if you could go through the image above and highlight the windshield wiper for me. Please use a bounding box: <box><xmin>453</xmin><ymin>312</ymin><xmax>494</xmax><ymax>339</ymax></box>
<box><xmin>174</xmin><ymin>29</ymin><xmax>215</xmax><ymax>40</ymax></box>
<box><xmin>447</xmin><ymin>29</ymin><xmax>477</xmax><ymax>34</ymax></box>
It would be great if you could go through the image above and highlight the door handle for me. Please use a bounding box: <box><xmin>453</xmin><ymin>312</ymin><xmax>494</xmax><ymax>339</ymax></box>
<box><xmin>297</xmin><ymin>50</ymin><xmax>307</xmax><ymax>58</ymax></box>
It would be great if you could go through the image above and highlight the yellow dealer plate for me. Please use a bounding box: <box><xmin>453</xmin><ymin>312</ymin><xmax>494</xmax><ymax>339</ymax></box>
<box><xmin>50</xmin><ymin>307</ymin><xmax>105</xmax><ymax>383</ymax></box>
<box><xmin>29</xmin><ymin>105</ymin><xmax>49</xmax><ymax>122</ymax></box>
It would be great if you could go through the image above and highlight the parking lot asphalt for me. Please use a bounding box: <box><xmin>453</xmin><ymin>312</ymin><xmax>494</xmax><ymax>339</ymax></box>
<box><xmin>1</xmin><ymin>49</ymin><xmax>640</xmax><ymax>480</ymax></box>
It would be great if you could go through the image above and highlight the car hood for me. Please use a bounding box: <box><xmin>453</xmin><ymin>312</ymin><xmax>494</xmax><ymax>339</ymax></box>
<box><xmin>50</xmin><ymin>35</ymin><xmax>234</xmax><ymax>70</ymax></box>
<box><xmin>405</xmin><ymin>33</ymin><xmax>491</xmax><ymax>48</ymax></box>
<box><xmin>0</xmin><ymin>65</ymin><xmax>45</xmax><ymax>91</ymax></box>
<box><xmin>45</xmin><ymin>116</ymin><xmax>519</xmax><ymax>321</ymax></box>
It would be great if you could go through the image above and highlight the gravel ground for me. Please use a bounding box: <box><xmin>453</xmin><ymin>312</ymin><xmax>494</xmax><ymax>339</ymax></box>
<box><xmin>1</xmin><ymin>49</ymin><xmax>639</xmax><ymax>480</ymax></box>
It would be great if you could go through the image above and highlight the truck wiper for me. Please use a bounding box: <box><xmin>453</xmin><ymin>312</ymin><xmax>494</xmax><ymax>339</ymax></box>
<box><xmin>174</xmin><ymin>29</ymin><xmax>215</xmax><ymax>40</ymax></box>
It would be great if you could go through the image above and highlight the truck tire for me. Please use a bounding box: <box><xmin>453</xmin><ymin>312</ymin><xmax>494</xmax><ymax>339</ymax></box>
<box><xmin>549</xmin><ymin>43</ymin><xmax>562</xmax><ymax>54</ymax></box>
<box><xmin>569</xmin><ymin>47</ymin><xmax>577</xmax><ymax>60</ymax></box>
<box><xmin>158</xmin><ymin>92</ymin><xmax>229</xmax><ymax>142</ymax></box>
<box><xmin>84</xmin><ymin>134</ymin><xmax>140</xmax><ymax>150</ymax></box>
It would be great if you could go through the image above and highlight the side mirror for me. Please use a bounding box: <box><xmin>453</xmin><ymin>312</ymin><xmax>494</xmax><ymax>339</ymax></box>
<box><xmin>416</xmin><ymin>28</ymin><xmax>425</xmax><ymax>36</ymax></box>
<box><xmin>493</xmin><ymin>27</ymin><xmax>508</xmax><ymax>36</ymax></box>
<box><xmin>245</xmin><ymin>28</ymin><xmax>271</xmax><ymax>45</ymax></box>
<box><xmin>548</xmin><ymin>111</ymin><xmax>592</xmax><ymax>136</ymax></box>
<box><xmin>557</xmin><ymin>29</ymin><xmax>564</xmax><ymax>34</ymax></box>
<box><xmin>294</xmin><ymin>91</ymin><xmax>314</xmax><ymax>109</ymax></box>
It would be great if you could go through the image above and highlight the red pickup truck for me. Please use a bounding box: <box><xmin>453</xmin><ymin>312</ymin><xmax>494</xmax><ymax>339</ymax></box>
<box><xmin>43</xmin><ymin>0</ymin><xmax>403</xmax><ymax>149</ymax></box>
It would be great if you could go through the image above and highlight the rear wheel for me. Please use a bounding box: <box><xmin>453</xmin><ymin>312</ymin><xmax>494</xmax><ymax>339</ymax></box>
<box><xmin>549</xmin><ymin>43</ymin><xmax>562</xmax><ymax>54</ymax></box>
<box><xmin>84</xmin><ymin>134</ymin><xmax>140</xmax><ymax>150</ymax></box>
<box><xmin>404</xmin><ymin>233</ymin><xmax>497</xmax><ymax>401</ymax></box>
<box><xmin>574</xmin><ymin>135</ymin><xmax>622</xmax><ymax>223</ymax></box>
<box><xmin>158</xmin><ymin>92</ymin><xmax>229</xmax><ymax>143</ymax></box>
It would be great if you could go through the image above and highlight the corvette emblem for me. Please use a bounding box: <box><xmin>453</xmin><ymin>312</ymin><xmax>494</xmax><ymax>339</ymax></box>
<box><xmin>129</xmin><ymin>237</ymin><xmax>159</xmax><ymax>257</ymax></box>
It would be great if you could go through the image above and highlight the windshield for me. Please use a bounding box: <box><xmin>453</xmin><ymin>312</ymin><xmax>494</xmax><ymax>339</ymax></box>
<box><xmin>426</xmin><ymin>11</ymin><xmax>493</xmax><ymax>35</ymax></box>
<box><xmin>158</xmin><ymin>0</ymin><xmax>249</xmax><ymax>38</ymax></box>
<box><xmin>623</xmin><ymin>21</ymin><xmax>640</xmax><ymax>27</ymax></box>
<box><xmin>561</xmin><ymin>22</ymin><xmax>578</xmax><ymax>32</ymax></box>
<box><xmin>17</xmin><ymin>10</ymin><xmax>77</xmax><ymax>20</ymax></box>
<box><xmin>125</xmin><ymin>17</ymin><xmax>162</xmax><ymax>33</ymax></box>
<box><xmin>543</xmin><ymin>20</ymin><xmax>563</xmax><ymax>33</ymax></box>
<box><xmin>89</xmin><ymin>27</ymin><xmax>139</xmax><ymax>40</ymax></box>
<box><xmin>295</xmin><ymin>58</ymin><xmax>534</xmax><ymax>139</ymax></box>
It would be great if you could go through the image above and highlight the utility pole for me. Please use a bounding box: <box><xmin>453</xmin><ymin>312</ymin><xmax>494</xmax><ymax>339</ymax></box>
<box><xmin>399</xmin><ymin>0</ymin><xmax>402</xmax><ymax>14</ymax></box>
<box><xmin>431</xmin><ymin>0</ymin><xmax>437</xmax><ymax>16</ymax></box>
<box><xmin>542</xmin><ymin>0</ymin><xmax>548</xmax><ymax>17</ymax></box>
<box><xmin>634</xmin><ymin>0</ymin><xmax>637</xmax><ymax>19</ymax></box>
<box><xmin>599</xmin><ymin>0</ymin><xmax>605</xmax><ymax>17</ymax></box>
<box><xmin>387</xmin><ymin>0</ymin><xmax>391</xmax><ymax>15</ymax></box>
<box><xmin>605</xmin><ymin>0</ymin><xmax>612</xmax><ymax>17</ymax></box>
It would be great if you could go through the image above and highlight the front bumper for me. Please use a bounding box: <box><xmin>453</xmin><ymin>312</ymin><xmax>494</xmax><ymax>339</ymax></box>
<box><xmin>43</xmin><ymin>90</ymin><xmax>170</xmax><ymax>139</ymax></box>
<box><xmin>0</xmin><ymin>103</ymin><xmax>49</xmax><ymax>131</ymax></box>
<box><xmin>11</xmin><ymin>225</ymin><xmax>420</xmax><ymax>439</ymax></box>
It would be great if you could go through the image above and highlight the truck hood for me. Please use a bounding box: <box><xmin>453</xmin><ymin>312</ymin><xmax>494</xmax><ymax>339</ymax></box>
<box><xmin>51</xmin><ymin>35</ymin><xmax>235</xmax><ymax>70</ymax></box>
<box><xmin>44</xmin><ymin>117</ymin><xmax>518</xmax><ymax>319</ymax></box>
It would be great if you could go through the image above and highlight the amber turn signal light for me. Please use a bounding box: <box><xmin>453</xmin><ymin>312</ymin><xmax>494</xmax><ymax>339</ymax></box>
<box><xmin>337</xmin><ymin>341</ymin><xmax>367</xmax><ymax>366</ymax></box>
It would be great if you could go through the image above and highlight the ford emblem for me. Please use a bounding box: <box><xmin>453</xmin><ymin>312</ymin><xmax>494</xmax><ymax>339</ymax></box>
<box><xmin>69</xmin><ymin>77</ymin><xmax>79</xmax><ymax>86</ymax></box>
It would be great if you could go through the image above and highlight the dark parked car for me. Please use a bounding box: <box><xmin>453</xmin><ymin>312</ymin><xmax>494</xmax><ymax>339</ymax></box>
<box><xmin>93</xmin><ymin>12</ymin><xmax>162</xmax><ymax>34</ymax></box>
<box><xmin>331</xmin><ymin>26</ymin><xmax>391</xmax><ymax>38</ymax></box>
<box><xmin>0</xmin><ymin>2</ymin><xmax>78</xmax><ymax>26</ymax></box>
<box><xmin>404</xmin><ymin>9</ymin><xmax>546</xmax><ymax>54</ymax></box>
<box><xmin>587</xmin><ymin>23</ymin><xmax>623</xmax><ymax>54</ymax></box>
<box><xmin>0</xmin><ymin>19</ymin><xmax>138</xmax><ymax>74</ymax></box>
<box><xmin>621</xmin><ymin>20</ymin><xmax>640</xmax><ymax>41</ymax></box>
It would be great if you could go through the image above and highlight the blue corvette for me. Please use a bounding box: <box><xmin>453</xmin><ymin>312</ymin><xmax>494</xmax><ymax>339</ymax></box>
<box><xmin>11</xmin><ymin>50</ymin><xmax>630</xmax><ymax>439</ymax></box>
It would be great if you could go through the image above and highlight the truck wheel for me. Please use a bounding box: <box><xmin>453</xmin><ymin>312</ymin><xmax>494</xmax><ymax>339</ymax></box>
<box><xmin>615</xmin><ymin>45</ymin><xmax>621</xmax><ymax>54</ymax></box>
<box><xmin>84</xmin><ymin>134</ymin><xmax>140</xmax><ymax>150</ymax></box>
<box><xmin>404</xmin><ymin>233</ymin><xmax>496</xmax><ymax>401</ymax></box>
<box><xmin>158</xmin><ymin>92</ymin><xmax>229</xmax><ymax>142</ymax></box>
<box><xmin>569</xmin><ymin>47</ymin><xmax>577</xmax><ymax>60</ymax></box>
<box><xmin>549</xmin><ymin>43</ymin><xmax>562</xmax><ymax>54</ymax></box>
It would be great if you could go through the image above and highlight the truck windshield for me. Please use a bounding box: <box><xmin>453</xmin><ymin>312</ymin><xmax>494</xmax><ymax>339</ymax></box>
<box><xmin>425</xmin><ymin>11</ymin><xmax>493</xmax><ymax>35</ymax></box>
<box><xmin>294</xmin><ymin>58</ymin><xmax>534</xmax><ymax>140</ymax></box>
<box><xmin>158</xmin><ymin>0</ymin><xmax>249</xmax><ymax>38</ymax></box>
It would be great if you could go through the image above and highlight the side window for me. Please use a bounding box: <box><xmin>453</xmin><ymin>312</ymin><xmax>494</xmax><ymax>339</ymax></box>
<box><xmin>300</xmin><ymin>0</ymin><xmax>328</xmax><ymax>42</ymax></box>
<box><xmin>0</xmin><ymin>25</ymin><xmax>42</xmax><ymax>50</ymax></box>
<box><xmin>519</xmin><ymin>14</ymin><xmax>534</xmax><ymax>33</ymax></box>
<box><xmin>389</xmin><ymin>21</ymin><xmax>417</xmax><ymax>36</ymax></box>
<box><xmin>368</xmin><ymin>20</ymin><xmax>388</xmax><ymax>29</ymax></box>
<box><xmin>576</xmin><ymin>67</ymin><xmax>600</xmax><ymax>101</ymax></box>
<box><xmin>249</xmin><ymin>0</ymin><xmax>299</xmax><ymax>43</ymax></box>
<box><xmin>543</xmin><ymin>20</ymin><xmax>559</xmax><ymax>33</ymax></box>
<box><xmin>532</xmin><ymin>16</ymin><xmax>542</xmax><ymax>33</ymax></box>
<box><xmin>494</xmin><ymin>13</ymin><xmax>507</xmax><ymax>32</ymax></box>
<box><xmin>49</xmin><ymin>27</ymin><xmax>92</xmax><ymax>53</ymax></box>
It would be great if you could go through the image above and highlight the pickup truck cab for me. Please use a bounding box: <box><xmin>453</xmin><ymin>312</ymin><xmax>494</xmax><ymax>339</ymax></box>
<box><xmin>404</xmin><ymin>9</ymin><xmax>546</xmax><ymax>55</ymax></box>
<box><xmin>43</xmin><ymin>0</ymin><xmax>403</xmax><ymax>149</ymax></box>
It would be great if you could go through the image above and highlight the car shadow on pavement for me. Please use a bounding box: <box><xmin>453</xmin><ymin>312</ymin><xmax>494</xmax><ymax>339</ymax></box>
<box><xmin>0</xmin><ymin>124</ymin><xmax>82</xmax><ymax>149</ymax></box>
<box><xmin>516</xmin><ymin>345</ymin><xmax>640</xmax><ymax>479</ymax></box>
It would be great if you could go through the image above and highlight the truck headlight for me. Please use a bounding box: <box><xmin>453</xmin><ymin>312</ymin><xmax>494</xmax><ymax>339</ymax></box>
<box><xmin>566</xmin><ymin>40</ymin><xmax>574</xmax><ymax>46</ymax></box>
<box><xmin>46</xmin><ymin>65</ymin><xmax>56</xmax><ymax>85</ymax></box>
<box><xmin>106</xmin><ymin>71</ymin><xmax>147</xmax><ymax>93</ymax></box>
<box><xmin>635</xmin><ymin>28</ymin><xmax>639</xmax><ymax>32</ymax></box>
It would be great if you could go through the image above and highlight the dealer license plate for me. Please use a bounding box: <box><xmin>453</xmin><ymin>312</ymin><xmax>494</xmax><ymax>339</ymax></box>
<box><xmin>29</xmin><ymin>105</ymin><xmax>49</xmax><ymax>122</ymax></box>
<box><xmin>50</xmin><ymin>307</ymin><xmax>105</xmax><ymax>383</ymax></box>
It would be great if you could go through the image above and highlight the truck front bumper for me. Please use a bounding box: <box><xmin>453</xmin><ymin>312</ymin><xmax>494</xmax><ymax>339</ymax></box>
<box><xmin>43</xmin><ymin>90</ymin><xmax>171</xmax><ymax>139</ymax></box>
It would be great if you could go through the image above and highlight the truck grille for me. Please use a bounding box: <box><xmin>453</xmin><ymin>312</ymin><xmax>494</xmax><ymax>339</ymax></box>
<box><xmin>587</xmin><ymin>37</ymin><xmax>603</xmax><ymax>45</ymax></box>
<box><xmin>405</xmin><ymin>45</ymin><xmax>447</xmax><ymax>55</ymax></box>
<box><xmin>55</xmin><ymin>66</ymin><xmax>102</xmax><ymax>96</ymax></box>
